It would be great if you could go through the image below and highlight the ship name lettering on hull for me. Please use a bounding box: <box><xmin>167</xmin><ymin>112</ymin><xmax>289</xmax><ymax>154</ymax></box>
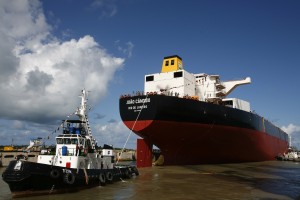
<box><xmin>126</xmin><ymin>98</ymin><xmax>150</xmax><ymax>111</ymax></box>
<box><xmin>126</xmin><ymin>98</ymin><xmax>150</xmax><ymax>105</ymax></box>
<box><xmin>128</xmin><ymin>105</ymin><xmax>148</xmax><ymax>111</ymax></box>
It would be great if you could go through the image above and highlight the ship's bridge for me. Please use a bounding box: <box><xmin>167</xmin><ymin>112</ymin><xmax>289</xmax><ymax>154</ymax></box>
<box><xmin>144</xmin><ymin>55</ymin><xmax>195</xmax><ymax>97</ymax></box>
<box><xmin>55</xmin><ymin>134</ymin><xmax>88</xmax><ymax>156</ymax></box>
<box><xmin>144</xmin><ymin>55</ymin><xmax>251</xmax><ymax>111</ymax></box>
<box><xmin>54</xmin><ymin>119</ymin><xmax>93</xmax><ymax>156</ymax></box>
<box><xmin>62</xmin><ymin>120</ymin><xmax>87</xmax><ymax>135</ymax></box>
<box><xmin>161</xmin><ymin>55</ymin><xmax>183</xmax><ymax>73</ymax></box>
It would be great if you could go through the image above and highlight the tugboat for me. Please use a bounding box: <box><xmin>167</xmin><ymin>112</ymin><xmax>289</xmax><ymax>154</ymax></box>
<box><xmin>2</xmin><ymin>89</ymin><xmax>138</xmax><ymax>198</ymax></box>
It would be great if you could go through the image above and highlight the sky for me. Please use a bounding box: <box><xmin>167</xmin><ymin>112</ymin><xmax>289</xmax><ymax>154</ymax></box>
<box><xmin>0</xmin><ymin>0</ymin><xmax>299</xmax><ymax>149</ymax></box>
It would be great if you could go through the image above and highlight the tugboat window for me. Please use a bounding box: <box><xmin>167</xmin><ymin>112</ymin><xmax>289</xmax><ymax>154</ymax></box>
<box><xmin>64</xmin><ymin>138</ymin><xmax>71</xmax><ymax>144</ymax></box>
<box><xmin>56</xmin><ymin>138</ymin><xmax>63</xmax><ymax>144</ymax></box>
<box><xmin>71</xmin><ymin>139</ymin><xmax>78</xmax><ymax>144</ymax></box>
<box><xmin>146</xmin><ymin>75</ymin><xmax>154</xmax><ymax>82</ymax></box>
<box><xmin>171</xmin><ymin>59</ymin><xmax>174</xmax><ymax>65</ymax></box>
<box><xmin>174</xmin><ymin>71</ymin><xmax>183</xmax><ymax>78</ymax></box>
<box><xmin>165</xmin><ymin>60</ymin><xmax>169</xmax><ymax>66</ymax></box>
<box><xmin>79</xmin><ymin>139</ymin><xmax>85</xmax><ymax>146</ymax></box>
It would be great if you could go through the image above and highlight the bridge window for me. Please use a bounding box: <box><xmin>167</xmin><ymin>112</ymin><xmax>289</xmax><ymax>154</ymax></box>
<box><xmin>146</xmin><ymin>75</ymin><xmax>154</xmax><ymax>82</ymax></box>
<box><xmin>64</xmin><ymin>138</ymin><xmax>71</xmax><ymax>144</ymax></box>
<box><xmin>174</xmin><ymin>71</ymin><xmax>183</xmax><ymax>78</ymax></box>
<box><xmin>165</xmin><ymin>60</ymin><xmax>169</xmax><ymax>66</ymax></box>
<box><xmin>223</xmin><ymin>100</ymin><xmax>233</xmax><ymax>107</ymax></box>
<box><xmin>171</xmin><ymin>59</ymin><xmax>174</xmax><ymax>65</ymax></box>
<box><xmin>79</xmin><ymin>139</ymin><xmax>85</xmax><ymax>146</ymax></box>
<box><xmin>71</xmin><ymin>139</ymin><xmax>78</xmax><ymax>144</ymax></box>
<box><xmin>56</xmin><ymin>138</ymin><xmax>63</xmax><ymax>144</ymax></box>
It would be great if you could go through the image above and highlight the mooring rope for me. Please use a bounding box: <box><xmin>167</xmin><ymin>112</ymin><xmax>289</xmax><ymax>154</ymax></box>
<box><xmin>49</xmin><ymin>184</ymin><xmax>55</xmax><ymax>194</ymax></box>
<box><xmin>116</xmin><ymin>94</ymin><xmax>149</xmax><ymax>165</ymax></box>
<box><xmin>83</xmin><ymin>168</ymin><xmax>88</xmax><ymax>184</ymax></box>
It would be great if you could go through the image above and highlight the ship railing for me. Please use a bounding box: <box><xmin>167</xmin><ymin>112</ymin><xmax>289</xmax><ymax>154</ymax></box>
<box><xmin>120</xmin><ymin>90</ymin><xmax>211</xmax><ymax>102</ymax></box>
<box><xmin>120</xmin><ymin>91</ymin><xmax>195</xmax><ymax>99</ymax></box>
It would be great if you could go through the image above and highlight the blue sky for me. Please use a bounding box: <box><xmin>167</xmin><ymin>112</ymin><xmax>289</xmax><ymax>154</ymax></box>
<box><xmin>0</xmin><ymin>0</ymin><xmax>299</xmax><ymax>149</ymax></box>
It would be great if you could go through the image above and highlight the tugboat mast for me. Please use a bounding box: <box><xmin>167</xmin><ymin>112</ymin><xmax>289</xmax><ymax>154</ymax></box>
<box><xmin>75</xmin><ymin>89</ymin><xmax>88</xmax><ymax>121</ymax></box>
<box><xmin>75</xmin><ymin>89</ymin><xmax>95</xmax><ymax>149</ymax></box>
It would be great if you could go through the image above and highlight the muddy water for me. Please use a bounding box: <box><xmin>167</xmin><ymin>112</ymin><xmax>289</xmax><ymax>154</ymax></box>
<box><xmin>1</xmin><ymin>161</ymin><xmax>300</xmax><ymax>200</ymax></box>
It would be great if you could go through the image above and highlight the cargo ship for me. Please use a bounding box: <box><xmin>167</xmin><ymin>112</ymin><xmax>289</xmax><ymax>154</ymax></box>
<box><xmin>119</xmin><ymin>55</ymin><xmax>289</xmax><ymax>166</ymax></box>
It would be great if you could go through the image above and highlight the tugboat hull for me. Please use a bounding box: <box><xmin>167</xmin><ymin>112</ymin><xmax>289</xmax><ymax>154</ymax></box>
<box><xmin>2</xmin><ymin>160</ymin><xmax>137</xmax><ymax>198</ymax></box>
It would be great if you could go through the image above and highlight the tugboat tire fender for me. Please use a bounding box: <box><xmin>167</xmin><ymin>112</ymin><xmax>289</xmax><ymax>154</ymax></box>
<box><xmin>50</xmin><ymin>169</ymin><xmax>60</xmax><ymax>179</ymax></box>
<box><xmin>124</xmin><ymin>168</ymin><xmax>132</xmax><ymax>178</ymax></box>
<box><xmin>64</xmin><ymin>173</ymin><xmax>75</xmax><ymax>185</ymax></box>
<box><xmin>99</xmin><ymin>173</ymin><xmax>106</xmax><ymax>184</ymax></box>
<box><xmin>106</xmin><ymin>172</ymin><xmax>113</xmax><ymax>182</ymax></box>
<box><xmin>15</xmin><ymin>155</ymin><xmax>28</xmax><ymax>160</ymax></box>
<box><xmin>132</xmin><ymin>167</ymin><xmax>139</xmax><ymax>176</ymax></box>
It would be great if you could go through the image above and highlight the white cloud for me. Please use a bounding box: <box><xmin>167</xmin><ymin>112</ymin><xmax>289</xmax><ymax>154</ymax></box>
<box><xmin>114</xmin><ymin>40</ymin><xmax>134</xmax><ymax>58</ymax></box>
<box><xmin>0</xmin><ymin>1</ymin><xmax>124</xmax><ymax>125</ymax></box>
<box><xmin>281</xmin><ymin>124</ymin><xmax>300</xmax><ymax>135</ymax></box>
<box><xmin>0</xmin><ymin>0</ymin><xmax>50</xmax><ymax>40</ymax></box>
<box><xmin>0</xmin><ymin>119</ymin><xmax>55</xmax><ymax>145</ymax></box>
<box><xmin>282</xmin><ymin>124</ymin><xmax>300</xmax><ymax>149</ymax></box>
<box><xmin>12</xmin><ymin>120</ymin><xmax>26</xmax><ymax>129</ymax></box>
<box><xmin>94</xmin><ymin>121</ymin><xmax>138</xmax><ymax>149</ymax></box>
<box><xmin>90</xmin><ymin>0</ymin><xmax>118</xmax><ymax>18</ymax></box>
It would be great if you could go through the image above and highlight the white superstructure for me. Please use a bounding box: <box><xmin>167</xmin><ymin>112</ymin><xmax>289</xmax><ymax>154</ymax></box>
<box><xmin>37</xmin><ymin>89</ymin><xmax>115</xmax><ymax>169</ymax></box>
<box><xmin>144</xmin><ymin>55</ymin><xmax>251</xmax><ymax>112</ymax></box>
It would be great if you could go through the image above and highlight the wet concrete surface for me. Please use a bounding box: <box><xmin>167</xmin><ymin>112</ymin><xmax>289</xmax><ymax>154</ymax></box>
<box><xmin>1</xmin><ymin>161</ymin><xmax>300</xmax><ymax>200</ymax></box>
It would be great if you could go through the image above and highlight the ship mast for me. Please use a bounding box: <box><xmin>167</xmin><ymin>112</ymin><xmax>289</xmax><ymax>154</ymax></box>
<box><xmin>75</xmin><ymin>89</ymin><xmax>96</xmax><ymax>149</ymax></box>
<box><xmin>75</xmin><ymin>89</ymin><xmax>88</xmax><ymax>121</ymax></box>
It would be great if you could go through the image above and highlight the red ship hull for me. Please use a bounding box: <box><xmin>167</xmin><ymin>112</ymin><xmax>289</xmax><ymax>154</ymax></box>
<box><xmin>124</xmin><ymin>120</ymin><xmax>288</xmax><ymax>165</ymax></box>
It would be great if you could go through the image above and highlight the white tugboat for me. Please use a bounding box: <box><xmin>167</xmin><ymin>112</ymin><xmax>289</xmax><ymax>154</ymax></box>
<box><xmin>2</xmin><ymin>89</ymin><xmax>138</xmax><ymax>198</ymax></box>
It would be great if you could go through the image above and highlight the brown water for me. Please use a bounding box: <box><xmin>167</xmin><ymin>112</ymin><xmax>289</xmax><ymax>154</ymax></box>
<box><xmin>1</xmin><ymin>161</ymin><xmax>300</xmax><ymax>200</ymax></box>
